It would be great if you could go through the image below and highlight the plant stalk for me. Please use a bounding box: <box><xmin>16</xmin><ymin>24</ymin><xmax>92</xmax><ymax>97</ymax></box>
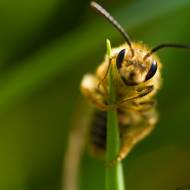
<box><xmin>106</xmin><ymin>39</ymin><xmax>125</xmax><ymax>190</ymax></box>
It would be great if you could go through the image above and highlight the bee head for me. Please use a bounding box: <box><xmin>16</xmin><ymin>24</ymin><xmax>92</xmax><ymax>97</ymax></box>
<box><xmin>91</xmin><ymin>1</ymin><xmax>190</xmax><ymax>87</ymax></box>
<box><xmin>116</xmin><ymin>47</ymin><xmax>157</xmax><ymax>86</ymax></box>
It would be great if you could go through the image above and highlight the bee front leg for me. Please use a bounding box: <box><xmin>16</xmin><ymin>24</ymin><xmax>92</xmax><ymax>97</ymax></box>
<box><xmin>117</xmin><ymin>85</ymin><xmax>154</xmax><ymax>105</ymax></box>
<box><xmin>81</xmin><ymin>74</ymin><xmax>114</xmax><ymax>110</ymax></box>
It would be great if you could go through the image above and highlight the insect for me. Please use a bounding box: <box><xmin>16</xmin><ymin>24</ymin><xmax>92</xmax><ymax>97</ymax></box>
<box><xmin>80</xmin><ymin>1</ymin><xmax>190</xmax><ymax>162</ymax></box>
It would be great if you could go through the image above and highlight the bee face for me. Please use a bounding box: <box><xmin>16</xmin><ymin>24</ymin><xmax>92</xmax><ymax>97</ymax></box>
<box><xmin>116</xmin><ymin>47</ymin><xmax>158</xmax><ymax>86</ymax></box>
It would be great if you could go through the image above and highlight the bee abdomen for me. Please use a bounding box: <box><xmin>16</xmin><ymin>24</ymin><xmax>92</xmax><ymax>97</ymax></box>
<box><xmin>90</xmin><ymin>110</ymin><xmax>107</xmax><ymax>155</ymax></box>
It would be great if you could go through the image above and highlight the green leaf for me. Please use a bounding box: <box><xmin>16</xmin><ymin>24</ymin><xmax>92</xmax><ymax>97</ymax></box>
<box><xmin>106</xmin><ymin>39</ymin><xmax>125</xmax><ymax>190</ymax></box>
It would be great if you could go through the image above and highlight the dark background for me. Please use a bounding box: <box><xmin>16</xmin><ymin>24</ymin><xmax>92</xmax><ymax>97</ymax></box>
<box><xmin>0</xmin><ymin>0</ymin><xmax>190</xmax><ymax>190</ymax></box>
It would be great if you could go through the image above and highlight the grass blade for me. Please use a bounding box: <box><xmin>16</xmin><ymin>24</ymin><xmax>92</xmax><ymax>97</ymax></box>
<box><xmin>106</xmin><ymin>39</ymin><xmax>125</xmax><ymax>190</ymax></box>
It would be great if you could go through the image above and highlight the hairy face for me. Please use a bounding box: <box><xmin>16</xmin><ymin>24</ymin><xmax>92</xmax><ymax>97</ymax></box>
<box><xmin>115</xmin><ymin>48</ymin><xmax>157</xmax><ymax>86</ymax></box>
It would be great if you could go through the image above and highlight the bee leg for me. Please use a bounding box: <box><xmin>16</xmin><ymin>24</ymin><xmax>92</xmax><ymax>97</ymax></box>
<box><xmin>108</xmin><ymin>110</ymin><xmax>158</xmax><ymax>164</ymax></box>
<box><xmin>80</xmin><ymin>74</ymin><xmax>107</xmax><ymax>110</ymax></box>
<box><xmin>118</xmin><ymin>100</ymin><xmax>156</xmax><ymax>112</ymax></box>
<box><xmin>97</xmin><ymin>59</ymin><xmax>111</xmax><ymax>95</ymax></box>
<box><xmin>118</xmin><ymin>85</ymin><xmax>153</xmax><ymax>105</ymax></box>
<box><xmin>118</xmin><ymin>125</ymin><xmax>155</xmax><ymax>161</ymax></box>
<box><xmin>81</xmin><ymin>74</ymin><xmax>116</xmax><ymax>110</ymax></box>
<box><xmin>97</xmin><ymin>79</ymin><xmax>109</xmax><ymax>98</ymax></box>
<box><xmin>106</xmin><ymin>123</ymin><xmax>155</xmax><ymax>166</ymax></box>
<box><xmin>131</xmin><ymin>100</ymin><xmax>157</xmax><ymax>112</ymax></box>
<box><xmin>116</xmin><ymin>110</ymin><xmax>157</xmax><ymax>161</ymax></box>
<box><xmin>138</xmin><ymin>100</ymin><xmax>156</xmax><ymax>107</ymax></box>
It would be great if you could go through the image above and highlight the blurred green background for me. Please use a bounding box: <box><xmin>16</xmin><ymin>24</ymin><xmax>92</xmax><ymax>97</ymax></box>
<box><xmin>0</xmin><ymin>0</ymin><xmax>190</xmax><ymax>190</ymax></box>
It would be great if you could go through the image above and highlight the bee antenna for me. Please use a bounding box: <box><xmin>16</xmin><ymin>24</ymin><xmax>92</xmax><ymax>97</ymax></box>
<box><xmin>90</xmin><ymin>1</ymin><xmax>134</xmax><ymax>56</ymax></box>
<box><xmin>144</xmin><ymin>43</ymin><xmax>190</xmax><ymax>60</ymax></box>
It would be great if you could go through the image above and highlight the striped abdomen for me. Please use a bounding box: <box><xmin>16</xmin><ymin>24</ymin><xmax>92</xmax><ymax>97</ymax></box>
<box><xmin>89</xmin><ymin>110</ymin><xmax>125</xmax><ymax>156</ymax></box>
<box><xmin>90</xmin><ymin>110</ymin><xmax>107</xmax><ymax>155</ymax></box>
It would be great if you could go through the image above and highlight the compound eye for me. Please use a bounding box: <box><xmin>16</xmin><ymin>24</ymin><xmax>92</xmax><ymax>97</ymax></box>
<box><xmin>116</xmin><ymin>49</ymin><xmax>126</xmax><ymax>70</ymax></box>
<box><xmin>145</xmin><ymin>60</ymin><xmax>157</xmax><ymax>81</ymax></box>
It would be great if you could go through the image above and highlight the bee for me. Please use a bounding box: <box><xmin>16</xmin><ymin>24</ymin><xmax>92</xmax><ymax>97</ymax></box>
<box><xmin>80</xmin><ymin>1</ymin><xmax>190</xmax><ymax>162</ymax></box>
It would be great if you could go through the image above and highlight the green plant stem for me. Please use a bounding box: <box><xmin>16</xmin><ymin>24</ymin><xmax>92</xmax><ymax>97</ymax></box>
<box><xmin>106</xmin><ymin>39</ymin><xmax>125</xmax><ymax>190</ymax></box>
